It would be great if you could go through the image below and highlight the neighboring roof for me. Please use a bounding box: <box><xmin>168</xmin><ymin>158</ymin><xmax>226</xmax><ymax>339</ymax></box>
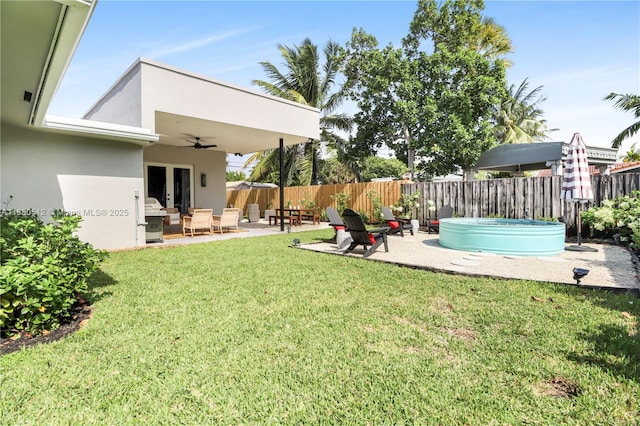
<box><xmin>475</xmin><ymin>142</ymin><xmax>618</xmax><ymax>172</ymax></box>
<box><xmin>226</xmin><ymin>181</ymin><xmax>278</xmax><ymax>190</ymax></box>
<box><xmin>537</xmin><ymin>166</ymin><xmax>599</xmax><ymax>177</ymax></box>
<box><xmin>538</xmin><ymin>161</ymin><xmax>640</xmax><ymax>177</ymax></box>
<box><xmin>610</xmin><ymin>161</ymin><xmax>640</xmax><ymax>174</ymax></box>
<box><xmin>430</xmin><ymin>174</ymin><xmax>464</xmax><ymax>182</ymax></box>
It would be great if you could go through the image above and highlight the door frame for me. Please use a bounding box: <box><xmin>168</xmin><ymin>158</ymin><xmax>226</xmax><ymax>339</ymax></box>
<box><xmin>144</xmin><ymin>162</ymin><xmax>195</xmax><ymax>209</ymax></box>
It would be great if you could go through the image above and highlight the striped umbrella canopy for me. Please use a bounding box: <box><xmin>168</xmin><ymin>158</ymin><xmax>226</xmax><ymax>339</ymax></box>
<box><xmin>561</xmin><ymin>132</ymin><xmax>597</xmax><ymax>251</ymax></box>
<box><xmin>561</xmin><ymin>132</ymin><xmax>593</xmax><ymax>202</ymax></box>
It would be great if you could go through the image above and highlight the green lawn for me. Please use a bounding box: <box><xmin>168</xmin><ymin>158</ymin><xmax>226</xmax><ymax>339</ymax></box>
<box><xmin>1</xmin><ymin>230</ymin><xmax>639</xmax><ymax>424</ymax></box>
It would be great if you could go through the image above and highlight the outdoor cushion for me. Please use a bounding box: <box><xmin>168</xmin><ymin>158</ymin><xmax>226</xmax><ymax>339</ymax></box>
<box><xmin>380</xmin><ymin>206</ymin><xmax>413</xmax><ymax>237</ymax></box>
<box><xmin>387</xmin><ymin>220</ymin><xmax>400</xmax><ymax>229</ymax></box>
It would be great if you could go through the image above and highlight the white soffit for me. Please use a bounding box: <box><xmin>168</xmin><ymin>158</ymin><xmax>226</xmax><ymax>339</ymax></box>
<box><xmin>44</xmin><ymin>115</ymin><xmax>158</xmax><ymax>146</ymax></box>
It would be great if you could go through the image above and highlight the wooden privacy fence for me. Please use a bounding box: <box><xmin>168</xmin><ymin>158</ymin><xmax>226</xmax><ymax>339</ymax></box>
<box><xmin>226</xmin><ymin>181</ymin><xmax>403</xmax><ymax>217</ymax></box>
<box><xmin>227</xmin><ymin>173</ymin><xmax>640</xmax><ymax>234</ymax></box>
<box><xmin>405</xmin><ymin>173</ymin><xmax>640</xmax><ymax>233</ymax></box>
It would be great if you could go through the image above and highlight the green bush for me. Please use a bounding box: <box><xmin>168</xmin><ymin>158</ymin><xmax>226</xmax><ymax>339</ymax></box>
<box><xmin>0</xmin><ymin>210</ymin><xmax>107</xmax><ymax>336</ymax></box>
<box><xmin>582</xmin><ymin>190</ymin><xmax>640</xmax><ymax>248</ymax></box>
<box><xmin>330</xmin><ymin>191</ymin><xmax>350</xmax><ymax>214</ymax></box>
<box><xmin>365</xmin><ymin>189</ymin><xmax>383</xmax><ymax>224</ymax></box>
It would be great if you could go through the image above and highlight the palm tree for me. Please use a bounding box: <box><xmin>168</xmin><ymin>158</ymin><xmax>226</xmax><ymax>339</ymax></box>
<box><xmin>493</xmin><ymin>78</ymin><xmax>557</xmax><ymax>144</ymax></box>
<box><xmin>605</xmin><ymin>93</ymin><xmax>640</xmax><ymax>149</ymax></box>
<box><xmin>472</xmin><ymin>16</ymin><xmax>513</xmax><ymax>66</ymax></box>
<box><xmin>244</xmin><ymin>38</ymin><xmax>354</xmax><ymax>186</ymax></box>
<box><xmin>621</xmin><ymin>142</ymin><xmax>640</xmax><ymax>162</ymax></box>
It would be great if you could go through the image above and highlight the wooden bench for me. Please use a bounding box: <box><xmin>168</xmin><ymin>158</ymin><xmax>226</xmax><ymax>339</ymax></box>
<box><xmin>269</xmin><ymin>215</ymin><xmax>300</xmax><ymax>226</ymax></box>
<box><xmin>300</xmin><ymin>211</ymin><xmax>321</xmax><ymax>224</ymax></box>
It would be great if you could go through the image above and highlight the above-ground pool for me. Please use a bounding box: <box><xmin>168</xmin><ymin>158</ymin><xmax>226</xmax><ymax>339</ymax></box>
<box><xmin>439</xmin><ymin>218</ymin><xmax>566</xmax><ymax>256</ymax></box>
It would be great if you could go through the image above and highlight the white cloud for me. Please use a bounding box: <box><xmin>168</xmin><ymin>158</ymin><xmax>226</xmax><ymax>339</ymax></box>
<box><xmin>147</xmin><ymin>29</ymin><xmax>253</xmax><ymax>59</ymax></box>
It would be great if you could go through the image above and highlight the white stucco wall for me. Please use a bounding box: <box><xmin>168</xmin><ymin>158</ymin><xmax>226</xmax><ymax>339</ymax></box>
<box><xmin>83</xmin><ymin>62</ymin><xmax>143</xmax><ymax>127</ymax></box>
<box><xmin>1</xmin><ymin>123</ymin><xmax>146</xmax><ymax>250</ymax></box>
<box><xmin>142</xmin><ymin>143</ymin><xmax>227</xmax><ymax>213</ymax></box>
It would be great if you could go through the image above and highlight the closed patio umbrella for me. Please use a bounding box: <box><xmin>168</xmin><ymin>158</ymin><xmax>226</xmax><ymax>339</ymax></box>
<box><xmin>561</xmin><ymin>132</ymin><xmax>597</xmax><ymax>252</ymax></box>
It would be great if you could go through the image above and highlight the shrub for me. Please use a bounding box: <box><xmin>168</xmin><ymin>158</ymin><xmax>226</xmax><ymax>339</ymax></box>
<box><xmin>582</xmin><ymin>190</ymin><xmax>640</xmax><ymax>247</ymax></box>
<box><xmin>365</xmin><ymin>189</ymin><xmax>383</xmax><ymax>224</ymax></box>
<box><xmin>391</xmin><ymin>191</ymin><xmax>432</xmax><ymax>218</ymax></box>
<box><xmin>0</xmin><ymin>210</ymin><xmax>107</xmax><ymax>336</ymax></box>
<box><xmin>330</xmin><ymin>191</ymin><xmax>350</xmax><ymax>214</ymax></box>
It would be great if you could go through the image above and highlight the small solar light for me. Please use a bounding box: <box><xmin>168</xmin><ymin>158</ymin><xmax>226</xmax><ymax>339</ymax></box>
<box><xmin>292</xmin><ymin>238</ymin><xmax>300</xmax><ymax>247</ymax></box>
<box><xmin>573</xmin><ymin>267</ymin><xmax>589</xmax><ymax>284</ymax></box>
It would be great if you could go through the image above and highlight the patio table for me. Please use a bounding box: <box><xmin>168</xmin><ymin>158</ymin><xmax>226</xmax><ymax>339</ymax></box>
<box><xmin>274</xmin><ymin>208</ymin><xmax>319</xmax><ymax>225</ymax></box>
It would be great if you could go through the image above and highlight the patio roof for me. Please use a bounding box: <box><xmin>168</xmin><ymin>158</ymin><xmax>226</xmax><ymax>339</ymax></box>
<box><xmin>84</xmin><ymin>58</ymin><xmax>320</xmax><ymax>155</ymax></box>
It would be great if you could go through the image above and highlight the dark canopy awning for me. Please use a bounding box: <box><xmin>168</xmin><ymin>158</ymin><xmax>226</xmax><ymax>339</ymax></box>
<box><xmin>475</xmin><ymin>141</ymin><xmax>568</xmax><ymax>173</ymax></box>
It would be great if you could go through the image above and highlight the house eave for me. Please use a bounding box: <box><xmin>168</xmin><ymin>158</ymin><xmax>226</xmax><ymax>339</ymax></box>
<box><xmin>43</xmin><ymin>114</ymin><xmax>158</xmax><ymax>146</ymax></box>
<box><xmin>29</xmin><ymin>0</ymin><xmax>96</xmax><ymax>128</ymax></box>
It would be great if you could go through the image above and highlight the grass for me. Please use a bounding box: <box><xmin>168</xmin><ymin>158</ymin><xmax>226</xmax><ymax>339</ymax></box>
<box><xmin>1</xmin><ymin>229</ymin><xmax>639</xmax><ymax>424</ymax></box>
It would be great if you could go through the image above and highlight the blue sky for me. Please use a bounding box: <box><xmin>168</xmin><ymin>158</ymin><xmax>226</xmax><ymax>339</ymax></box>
<box><xmin>49</xmin><ymin>0</ymin><xmax>640</xmax><ymax>171</ymax></box>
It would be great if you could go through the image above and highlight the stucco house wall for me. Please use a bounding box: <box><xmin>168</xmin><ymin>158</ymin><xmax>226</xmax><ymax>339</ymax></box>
<box><xmin>1</xmin><ymin>122</ymin><xmax>147</xmax><ymax>249</ymax></box>
<box><xmin>83</xmin><ymin>63</ymin><xmax>143</xmax><ymax>127</ymax></box>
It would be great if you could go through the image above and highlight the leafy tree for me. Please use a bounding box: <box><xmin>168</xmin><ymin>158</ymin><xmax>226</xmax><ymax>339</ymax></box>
<box><xmin>605</xmin><ymin>93</ymin><xmax>640</xmax><ymax>149</ymax></box>
<box><xmin>317</xmin><ymin>156</ymin><xmax>358</xmax><ymax>184</ymax></box>
<box><xmin>342</xmin><ymin>0</ymin><xmax>507</xmax><ymax>178</ymax></box>
<box><xmin>226</xmin><ymin>170</ymin><xmax>246</xmax><ymax>181</ymax></box>
<box><xmin>493</xmin><ymin>78</ymin><xmax>557</xmax><ymax>144</ymax></box>
<box><xmin>360</xmin><ymin>156</ymin><xmax>409</xmax><ymax>182</ymax></box>
<box><xmin>245</xmin><ymin>39</ymin><xmax>354</xmax><ymax>186</ymax></box>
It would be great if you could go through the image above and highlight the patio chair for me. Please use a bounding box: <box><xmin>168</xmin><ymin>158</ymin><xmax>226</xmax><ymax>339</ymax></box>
<box><xmin>427</xmin><ymin>204</ymin><xmax>453</xmax><ymax>234</ymax></box>
<box><xmin>161</xmin><ymin>207</ymin><xmax>181</xmax><ymax>233</ymax></box>
<box><xmin>341</xmin><ymin>208</ymin><xmax>389</xmax><ymax>258</ymax></box>
<box><xmin>381</xmin><ymin>206</ymin><xmax>413</xmax><ymax>237</ymax></box>
<box><xmin>182</xmin><ymin>209</ymin><xmax>213</xmax><ymax>237</ymax></box>
<box><xmin>212</xmin><ymin>208</ymin><xmax>240</xmax><ymax>234</ymax></box>
<box><xmin>325</xmin><ymin>207</ymin><xmax>347</xmax><ymax>243</ymax></box>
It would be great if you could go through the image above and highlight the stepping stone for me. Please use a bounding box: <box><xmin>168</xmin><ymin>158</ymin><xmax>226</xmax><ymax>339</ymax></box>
<box><xmin>468</xmin><ymin>251</ymin><xmax>497</xmax><ymax>257</ymax></box>
<box><xmin>451</xmin><ymin>258</ymin><xmax>481</xmax><ymax>267</ymax></box>
<box><xmin>463</xmin><ymin>255</ymin><xmax>483</xmax><ymax>261</ymax></box>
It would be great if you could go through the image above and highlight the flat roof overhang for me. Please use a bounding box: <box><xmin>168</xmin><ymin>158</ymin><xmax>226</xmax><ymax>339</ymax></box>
<box><xmin>84</xmin><ymin>58</ymin><xmax>321</xmax><ymax>155</ymax></box>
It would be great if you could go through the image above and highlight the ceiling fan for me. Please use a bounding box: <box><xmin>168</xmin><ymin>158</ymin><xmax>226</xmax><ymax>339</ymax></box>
<box><xmin>183</xmin><ymin>136</ymin><xmax>217</xmax><ymax>149</ymax></box>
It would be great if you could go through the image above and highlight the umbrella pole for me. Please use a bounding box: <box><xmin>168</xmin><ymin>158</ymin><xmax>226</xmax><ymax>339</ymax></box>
<box><xmin>576</xmin><ymin>204</ymin><xmax>582</xmax><ymax>246</ymax></box>
<box><xmin>566</xmin><ymin>202</ymin><xmax>597</xmax><ymax>252</ymax></box>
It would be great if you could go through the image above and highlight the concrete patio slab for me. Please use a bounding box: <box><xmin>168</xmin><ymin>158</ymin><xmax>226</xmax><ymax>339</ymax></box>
<box><xmin>299</xmin><ymin>232</ymin><xmax>640</xmax><ymax>292</ymax></box>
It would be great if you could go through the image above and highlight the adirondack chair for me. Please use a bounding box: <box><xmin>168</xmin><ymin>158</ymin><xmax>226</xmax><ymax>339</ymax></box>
<box><xmin>325</xmin><ymin>207</ymin><xmax>347</xmax><ymax>243</ymax></box>
<box><xmin>427</xmin><ymin>205</ymin><xmax>454</xmax><ymax>234</ymax></box>
<box><xmin>381</xmin><ymin>206</ymin><xmax>413</xmax><ymax>237</ymax></box>
<box><xmin>341</xmin><ymin>209</ymin><xmax>389</xmax><ymax>258</ymax></box>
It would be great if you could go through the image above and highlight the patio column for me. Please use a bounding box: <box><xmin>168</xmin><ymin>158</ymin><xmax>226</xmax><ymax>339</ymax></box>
<box><xmin>279</xmin><ymin>137</ymin><xmax>285</xmax><ymax>232</ymax></box>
